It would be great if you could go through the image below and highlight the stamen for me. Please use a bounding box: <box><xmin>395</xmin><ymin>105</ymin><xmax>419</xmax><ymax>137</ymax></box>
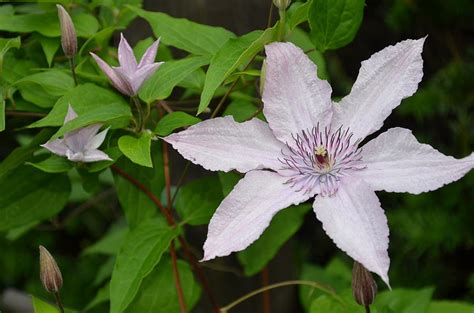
<box><xmin>278</xmin><ymin>124</ymin><xmax>365</xmax><ymax>196</ymax></box>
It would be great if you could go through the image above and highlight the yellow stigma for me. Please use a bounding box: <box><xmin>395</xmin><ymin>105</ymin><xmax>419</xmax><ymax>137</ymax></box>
<box><xmin>315</xmin><ymin>146</ymin><xmax>327</xmax><ymax>157</ymax></box>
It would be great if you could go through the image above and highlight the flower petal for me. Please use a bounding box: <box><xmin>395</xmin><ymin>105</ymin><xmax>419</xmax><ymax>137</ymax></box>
<box><xmin>164</xmin><ymin>116</ymin><xmax>285</xmax><ymax>172</ymax></box>
<box><xmin>64</xmin><ymin>124</ymin><xmax>101</xmax><ymax>153</ymax></box>
<box><xmin>129</xmin><ymin>62</ymin><xmax>163</xmax><ymax>94</ymax></box>
<box><xmin>90</xmin><ymin>52</ymin><xmax>134</xmax><ymax>96</ymax></box>
<box><xmin>262</xmin><ymin>42</ymin><xmax>333</xmax><ymax>145</ymax></box>
<box><xmin>118</xmin><ymin>33</ymin><xmax>137</xmax><ymax>75</ymax></box>
<box><xmin>313</xmin><ymin>178</ymin><xmax>390</xmax><ymax>286</ymax></box>
<box><xmin>85</xmin><ymin>127</ymin><xmax>109</xmax><ymax>151</ymax></box>
<box><xmin>358</xmin><ymin>127</ymin><xmax>474</xmax><ymax>194</ymax></box>
<box><xmin>138</xmin><ymin>38</ymin><xmax>160</xmax><ymax>68</ymax></box>
<box><xmin>203</xmin><ymin>170</ymin><xmax>310</xmax><ymax>261</ymax></box>
<box><xmin>41</xmin><ymin>139</ymin><xmax>68</xmax><ymax>157</ymax></box>
<box><xmin>332</xmin><ymin>38</ymin><xmax>425</xmax><ymax>141</ymax></box>
<box><xmin>82</xmin><ymin>149</ymin><xmax>112</xmax><ymax>162</ymax></box>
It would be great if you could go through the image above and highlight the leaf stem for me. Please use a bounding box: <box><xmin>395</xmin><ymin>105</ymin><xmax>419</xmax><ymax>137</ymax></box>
<box><xmin>69</xmin><ymin>57</ymin><xmax>78</xmax><ymax>86</ymax></box>
<box><xmin>266</xmin><ymin>0</ymin><xmax>274</xmax><ymax>28</ymax></box>
<box><xmin>365</xmin><ymin>305</ymin><xmax>371</xmax><ymax>313</ymax></box>
<box><xmin>277</xmin><ymin>9</ymin><xmax>286</xmax><ymax>41</ymax></box>
<box><xmin>220</xmin><ymin>280</ymin><xmax>341</xmax><ymax>312</ymax></box>
<box><xmin>110</xmin><ymin>164</ymin><xmax>220</xmax><ymax>313</ymax></box>
<box><xmin>210</xmin><ymin>79</ymin><xmax>239</xmax><ymax>118</ymax></box>
<box><xmin>54</xmin><ymin>292</ymin><xmax>65</xmax><ymax>313</ymax></box>
<box><xmin>131</xmin><ymin>96</ymin><xmax>144</xmax><ymax>132</ymax></box>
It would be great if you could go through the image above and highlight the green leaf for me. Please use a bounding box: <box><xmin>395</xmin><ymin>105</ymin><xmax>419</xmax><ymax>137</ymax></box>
<box><xmin>198</xmin><ymin>26</ymin><xmax>278</xmax><ymax>114</ymax></box>
<box><xmin>218</xmin><ymin>171</ymin><xmax>242</xmax><ymax>196</ymax></box>
<box><xmin>176</xmin><ymin>175</ymin><xmax>224</xmax><ymax>225</ymax></box>
<box><xmin>287</xmin><ymin>28</ymin><xmax>328</xmax><ymax>80</ymax></box>
<box><xmin>0</xmin><ymin>129</ymin><xmax>53</xmax><ymax>180</ymax></box>
<box><xmin>32</xmin><ymin>296</ymin><xmax>76</xmax><ymax>313</ymax></box>
<box><xmin>36</xmin><ymin>35</ymin><xmax>60</xmax><ymax>67</ymax></box>
<box><xmin>0</xmin><ymin>99</ymin><xmax>4</xmax><ymax>132</ymax></box>
<box><xmin>299</xmin><ymin>259</ymin><xmax>352</xmax><ymax>311</ymax></box>
<box><xmin>16</xmin><ymin>69</ymin><xmax>74</xmax><ymax>97</ymax></box>
<box><xmin>82</xmin><ymin>223</ymin><xmax>128</xmax><ymax>256</ymax></box>
<box><xmin>84</xmin><ymin>283</ymin><xmax>110</xmax><ymax>311</ymax></box>
<box><xmin>128</xmin><ymin>6</ymin><xmax>235</xmax><ymax>55</ymax></box>
<box><xmin>375</xmin><ymin>287</ymin><xmax>434</xmax><ymax>313</ymax></box>
<box><xmin>118</xmin><ymin>132</ymin><xmax>153</xmax><ymax>168</ymax></box>
<box><xmin>0</xmin><ymin>36</ymin><xmax>21</xmax><ymax>74</ymax></box>
<box><xmin>32</xmin><ymin>296</ymin><xmax>61</xmax><ymax>313</ymax></box>
<box><xmin>126</xmin><ymin>257</ymin><xmax>201</xmax><ymax>313</ymax></box>
<box><xmin>223</xmin><ymin>99</ymin><xmax>262</xmax><ymax>122</ymax></box>
<box><xmin>310</xmin><ymin>289</ymin><xmax>368</xmax><ymax>313</ymax></box>
<box><xmin>110</xmin><ymin>219</ymin><xmax>180</xmax><ymax>313</ymax></box>
<box><xmin>0</xmin><ymin>166</ymin><xmax>71</xmax><ymax>231</ymax></box>
<box><xmin>0</xmin><ymin>11</ymin><xmax>99</xmax><ymax>37</ymax></box>
<box><xmin>139</xmin><ymin>55</ymin><xmax>211</xmax><ymax>104</ymax></box>
<box><xmin>308</xmin><ymin>0</ymin><xmax>365</xmax><ymax>52</ymax></box>
<box><xmin>27</xmin><ymin>155</ymin><xmax>73</xmax><ymax>173</ymax></box>
<box><xmin>427</xmin><ymin>301</ymin><xmax>474</xmax><ymax>313</ymax></box>
<box><xmin>237</xmin><ymin>204</ymin><xmax>311</xmax><ymax>276</ymax></box>
<box><xmin>113</xmin><ymin>148</ymin><xmax>164</xmax><ymax>228</ymax></box>
<box><xmin>28</xmin><ymin>83</ymin><xmax>131</xmax><ymax>132</ymax></box>
<box><xmin>287</xmin><ymin>1</ymin><xmax>310</xmax><ymax>30</ymax></box>
<box><xmin>155</xmin><ymin>111</ymin><xmax>201</xmax><ymax>136</ymax></box>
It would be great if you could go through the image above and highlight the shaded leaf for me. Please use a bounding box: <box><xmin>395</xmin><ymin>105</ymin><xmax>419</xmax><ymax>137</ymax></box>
<box><xmin>237</xmin><ymin>204</ymin><xmax>311</xmax><ymax>276</ymax></box>
<box><xmin>109</xmin><ymin>219</ymin><xmax>180</xmax><ymax>313</ymax></box>
<box><xmin>308</xmin><ymin>0</ymin><xmax>365</xmax><ymax>52</ymax></box>
<box><xmin>27</xmin><ymin>155</ymin><xmax>73</xmax><ymax>173</ymax></box>
<box><xmin>155</xmin><ymin>111</ymin><xmax>201</xmax><ymax>136</ymax></box>
<box><xmin>198</xmin><ymin>26</ymin><xmax>277</xmax><ymax>114</ymax></box>
<box><xmin>125</xmin><ymin>257</ymin><xmax>201</xmax><ymax>313</ymax></box>
<box><xmin>0</xmin><ymin>166</ymin><xmax>71</xmax><ymax>231</ymax></box>
<box><xmin>139</xmin><ymin>55</ymin><xmax>211</xmax><ymax>104</ymax></box>
<box><xmin>176</xmin><ymin>175</ymin><xmax>223</xmax><ymax>225</ymax></box>
<box><xmin>128</xmin><ymin>6</ymin><xmax>235</xmax><ymax>55</ymax></box>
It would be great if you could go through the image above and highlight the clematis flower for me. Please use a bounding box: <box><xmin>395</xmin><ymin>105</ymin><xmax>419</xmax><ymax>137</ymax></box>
<box><xmin>42</xmin><ymin>105</ymin><xmax>112</xmax><ymax>163</ymax></box>
<box><xmin>164</xmin><ymin>39</ymin><xmax>474</xmax><ymax>285</ymax></box>
<box><xmin>90</xmin><ymin>34</ymin><xmax>163</xmax><ymax>96</ymax></box>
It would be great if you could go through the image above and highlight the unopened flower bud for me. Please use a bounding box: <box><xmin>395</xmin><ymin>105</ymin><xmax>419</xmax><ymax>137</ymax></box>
<box><xmin>39</xmin><ymin>245</ymin><xmax>63</xmax><ymax>293</ymax></box>
<box><xmin>273</xmin><ymin>0</ymin><xmax>291</xmax><ymax>10</ymax></box>
<box><xmin>352</xmin><ymin>261</ymin><xmax>377</xmax><ymax>307</ymax></box>
<box><xmin>57</xmin><ymin>4</ymin><xmax>77</xmax><ymax>58</ymax></box>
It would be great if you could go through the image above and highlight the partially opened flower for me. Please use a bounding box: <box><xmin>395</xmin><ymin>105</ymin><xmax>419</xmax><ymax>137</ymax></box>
<box><xmin>42</xmin><ymin>105</ymin><xmax>112</xmax><ymax>163</ymax></box>
<box><xmin>164</xmin><ymin>39</ymin><xmax>474</xmax><ymax>285</ymax></box>
<box><xmin>90</xmin><ymin>34</ymin><xmax>163</xmax><ymax>96</ymax></box>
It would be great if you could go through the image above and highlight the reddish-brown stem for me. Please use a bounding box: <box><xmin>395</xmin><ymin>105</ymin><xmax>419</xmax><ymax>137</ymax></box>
<box><xmin>110</xmin><ymin>164</ymin><xmax>220</xmax><ymax>313</ymax></box>
<box><xmin>262</xmin><ymin>267</ymin><xmax>271</xmax><ymax>313</ymax></box>
<box><xmin>170</xmin><ymin>240</ymin><xmax>187</xmax><ymax>313</ymax></box>
<box><xmin>162</xmin><ymin>138</ymin><xmax>187</xmax><ymax>312</ymax></box>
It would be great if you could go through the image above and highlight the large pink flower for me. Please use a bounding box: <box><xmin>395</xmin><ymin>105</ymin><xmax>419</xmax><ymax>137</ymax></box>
<box><xmin>164</xmin><ymin>39</ymin><xmax>474</xmax><ymax>285</ymax></box>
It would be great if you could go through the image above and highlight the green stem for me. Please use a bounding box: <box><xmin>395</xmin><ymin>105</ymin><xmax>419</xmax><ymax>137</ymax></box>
<box><xmin>54</xmin><ymin>292</ymin><xmax>65</xmax><ymax>313</ymax></box>
<box><xmin>69</xmin><ymin>57</ymin><xmax>78</xmax><ymax>86</ymax></box>
<box><xmin>277</xmin><ymin>9</ymin><xmax>286</xmax><ymax>41</ymax></box>
<box><xmin>131</xmin><ymin>96</ymin><xmax>144</xmax><ymax>132</ymax></box>
<box><xmin>220</xmin><ymin>280</ymin><xmax>341</xmax><ymax>312</ymax></box>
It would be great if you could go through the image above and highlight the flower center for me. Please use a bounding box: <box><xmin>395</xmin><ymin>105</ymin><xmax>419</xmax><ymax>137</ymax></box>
<box><xmin>278</xmin><ymin>125</ymin><xmax>365</xmax><ymax>196</ymax></box>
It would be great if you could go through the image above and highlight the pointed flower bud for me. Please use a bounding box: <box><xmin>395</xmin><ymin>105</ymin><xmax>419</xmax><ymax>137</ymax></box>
<box><xmin>273</xmin><ymin>0</ymin><xmax>291</xmax><ymax>10</ymax></box>
<box><xmin>352</xmin><ymin>261</ymin><xmax>377</xmax><ymax>307</ymax></box>
<box><xmin>57</xmin><ymin>4</ymin><xmax>77</xmax><ymax>58</ymax></box>
<box><xmin>39</xmin><ymin>245</ymin><xmax>63</xmax><ymax>293</ymax></box>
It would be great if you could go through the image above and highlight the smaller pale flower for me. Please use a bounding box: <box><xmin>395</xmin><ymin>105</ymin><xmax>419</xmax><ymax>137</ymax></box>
<box><xmin>90</xmin><ymin>33</ymin><xmax>163</xmax><ymax>96</ymax></box>
<box><xmin>164</xmin><ymin>39</ymin><xmax>474</xmax><ymax>286</ymax></box>
<box><xmin>42</xmin><ymin>105</ymin><xmax>112</xmax><ymax>163</ymax></box>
